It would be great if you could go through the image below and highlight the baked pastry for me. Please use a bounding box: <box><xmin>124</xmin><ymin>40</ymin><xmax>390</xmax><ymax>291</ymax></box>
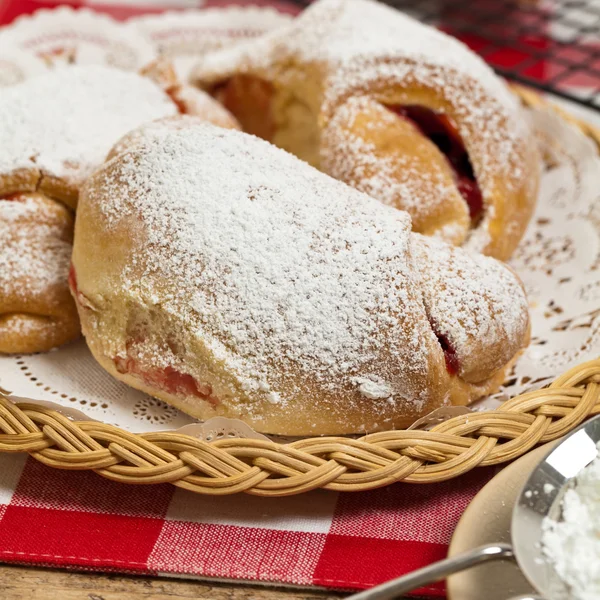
<box><xmin>72</xmin><ymin>122</ymin><xmax>530</xmax><ymax>435</ymax></box>
<box><xmin>0</xmin><ymin>63</ymin><xmax>239</xmax><ymax>210</ymax></box>
<box><xmin>0</xmin><ymin>193</ymin><xmax>78</xmax><ymax>354</ymax></box>
<box><xmin>191</xmin><ymin>0</ymin><xmax>539</xmax><ymax>260</ymax></box>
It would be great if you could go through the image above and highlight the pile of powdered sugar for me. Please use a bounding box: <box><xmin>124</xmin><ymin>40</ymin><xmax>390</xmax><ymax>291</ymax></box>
<box><xmin>542</xmin><ymin>443</ymin><xmax>600</xmax><ymax>600</ymax></box>
<box><xmin>0</xmin><ymin>65</ymin><xmax>176</xmax><ymax>182</ymax></box>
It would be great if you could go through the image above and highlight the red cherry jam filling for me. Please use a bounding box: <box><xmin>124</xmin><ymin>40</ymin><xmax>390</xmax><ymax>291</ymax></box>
<box><xmin>2</xmin><ymin>193</ymin><xmax>27</xmax><ymax>202</ymax></box>
<box><xmin>387</xmin><ymin>105</ymin><xmax>483</xmax><ymax>225</ymax></box>
<box><xmin>428</xmin><ymin>319</ymin><xmax>459</xmax><ymax>376</ymax></box>
<box><xmin>113</xmin><ymin>332</ymin><xmax>219</xmax><ymax>407</ymax></box>
<box><xmin>436</xmin><ymin>332</ymin><xmax>459</xmax><ymax>376</ymax></box>
<box><xmin>68</xmin><ymin>264</ymin><xmax>78</xmax><ymax>295</ymax></box>
<box><xmin>211</xmin><ymin>75</ymin><xmax>275</xmax><ymax>141</ymax></box>
<box><xmin>114</xmin><ymin>354</ymin><xmax>216</xmax><ymax>405</ymax></box>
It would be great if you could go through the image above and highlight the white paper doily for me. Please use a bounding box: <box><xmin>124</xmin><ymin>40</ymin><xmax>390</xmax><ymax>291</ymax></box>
<box><xmin>478</xmin><ymin>107</ymin><xmax>600</xmax><ymax>410</ymax></box>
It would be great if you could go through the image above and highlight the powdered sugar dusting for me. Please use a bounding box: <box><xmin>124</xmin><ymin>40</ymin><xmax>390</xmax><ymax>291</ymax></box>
<box><xmin>96</xmin><ymin>125</ymin><xmax>430</xmax><ymax>404</ymax></box>
<box><xmin>413</xmin><ymin>235</ymin><xmax>529</xmax><ymax>379</ymax></box>
<box><xmin>0</xmin><ymin>65</ymin><xmax>177</xmax><ymax>184</ymax></box>
<box><xmin>87</xmin><ymin>123</ymin><xmax>528</xmax><ymax>416</ymax></box>
<box><xmin>321</xmin><ymin>96</ymin><xmax>468</xmax><ymax>242</ymax></box>
<box><xmin>0</xmin><ymin>195</ymin><xmax>72</xmax><ymax>300</ymax></box>
<box><xmin>109</xmin><ymin>114</ymin><xmax>238</xmax><ymax>160</ymax></box>
<box><xmin>542</xmin><ymin>443</ymin><xmax>600</xmax><ymax>600</ymax></box>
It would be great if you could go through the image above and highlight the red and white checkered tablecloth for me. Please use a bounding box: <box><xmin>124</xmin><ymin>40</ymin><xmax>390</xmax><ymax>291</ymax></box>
<box><xmin>0</xmin><ymin>452</ymin><xmax>497</xmax><ymax>595</ymax></box>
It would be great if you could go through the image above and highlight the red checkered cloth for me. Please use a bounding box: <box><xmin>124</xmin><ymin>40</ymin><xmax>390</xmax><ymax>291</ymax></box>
<box><xmin>0</xmin><ymin>453</ymin><xmax>497</xmax><ymax>594</ymax></box>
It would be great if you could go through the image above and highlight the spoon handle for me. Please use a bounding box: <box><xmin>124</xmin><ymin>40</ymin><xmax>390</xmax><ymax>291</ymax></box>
<box><xmin>345</xmin><ymin>543</ymin><xmax>515</xmax><ymax>600</ymax></box>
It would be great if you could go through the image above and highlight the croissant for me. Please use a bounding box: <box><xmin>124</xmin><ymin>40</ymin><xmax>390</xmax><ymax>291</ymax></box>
<box><xmin>0</xmin><ymin>63</ymin><xmax>239</xmax><ymax>354</ymax></box>
<box><xmin>191</xmin><ymin>0</ymin><xmax>540</xmax><ymax>260</ymax></box>
<box><xmin>0</xmin><ymin>193</ymin><xmax>79</xmax><ymax>354</ymax></box>
<box><xmin>71</xmin><ymin>122</ymin><xmax>530</xmax><ymax>435</ymax></box>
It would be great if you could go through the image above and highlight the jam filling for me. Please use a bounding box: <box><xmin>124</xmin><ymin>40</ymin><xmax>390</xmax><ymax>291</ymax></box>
<box><xmin>2</xmin><ymin>193</ymin><xmax>27</xmax><ymax>202</ymax></box>
<box><xmin>212</xmin><ymin>75</ymin><xmax>276</xmax><ymax>141</ymax></box>
<box><xmin>114</xmin><ymin>353</ymin><xmax>217</xmax><ymax>405</ymax></box>
<box><xmin>68</xmin><ymin>264</ymin><xmax>77</xmax><ymax>295</ymax></box>
<box><xmin>115</xmin><ymin>331</ymin><xmax>218</xmax><ymax>407</ymax></box>
<box><xmin>433</xmin><ymin>329</ymin><xmax>459</xmax><ymax>376</ymax></box>
<box><xmin>388</xmin><ymin>105</ymin><xmax>484</xmax><ymax>225</ymax></box>
<box><xmin>69</xmin><ymin>265</ymin><xmax>217</xmax><ymax>405</ymax></box>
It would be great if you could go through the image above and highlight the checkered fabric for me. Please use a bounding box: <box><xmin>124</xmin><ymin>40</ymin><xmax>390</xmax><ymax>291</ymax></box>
<box><xmin>0</xmin><ymin>454</ymin><xmax>496</xmax><ymax>594</ymax></box>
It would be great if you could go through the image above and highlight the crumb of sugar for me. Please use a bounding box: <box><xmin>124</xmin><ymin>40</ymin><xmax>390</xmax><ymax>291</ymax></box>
<box><xmin>94</xmin><ymin>124</ymin><xmax>527</xmax><ymax>414</ymax></box>
<box><xmin>542</xmin><ymin>443</ymin><xmax>600</xmax><ymax>600</ymax></box>
<box><xmin>0</xmin><ymin>65</ymin><xmax>176</xmax><ymax>182</ymax></box>
<box><xmin>352</xmin><ymin>376</ymin><xmax>394</xmax><ymax>400</ymax></box>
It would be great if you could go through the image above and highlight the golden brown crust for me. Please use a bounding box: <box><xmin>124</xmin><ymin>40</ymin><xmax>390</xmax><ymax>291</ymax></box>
<box><xmin>0</xmin><ymin>193</ymin><xmax>80</xmax><ymax>354</ymax></box>
<box><xmin>140</xmin><ymin>58</ymin><xmax>240</xmax><ymax>131</ymax></box>
<box><xmin>0</xmin><ymin>168</ymin><xmax>41</xmax><ymax>198</ymax></box>
<box><xmin>321</xmin><ymin>96</ymin><xmax>471</xmax><ymax>246</ymax></box>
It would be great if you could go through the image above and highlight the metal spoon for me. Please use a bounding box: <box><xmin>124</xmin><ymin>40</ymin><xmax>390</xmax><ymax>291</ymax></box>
<box><xmin>346</xmin><ymin>415</ymin><xmax>600</xmax><ymax>600</ymax></box>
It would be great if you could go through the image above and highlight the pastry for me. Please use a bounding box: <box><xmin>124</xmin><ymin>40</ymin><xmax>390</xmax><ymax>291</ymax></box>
<box><xmin>191</xmin><ymin>0</ymin><xmax>539</xmax><ymax>260</ymax></box>
<box><xmin>0</xmin><ymin>65</ymin><xmax>177</xmax><ymax>210</ymax></box>
<box><xmin>0</xmin><ymin>193</ymin><xmax>78</xmax><ymax>354</ymax></box>
<box><xmin>71</xmin><ymin>122</ymin><xmax>530</xmax><ymax>435</ymax></box>
<box><xmin>0</xmin><ymin>62</ymin><xmax>239</xmax><ymax>210</ymax></box>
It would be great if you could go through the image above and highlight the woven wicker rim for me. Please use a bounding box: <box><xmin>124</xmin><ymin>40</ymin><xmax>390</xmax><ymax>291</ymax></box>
<box><xmin>1</xmin><ymin>86</ymin><xmax>599</xmax><ymax>496</ymax></box>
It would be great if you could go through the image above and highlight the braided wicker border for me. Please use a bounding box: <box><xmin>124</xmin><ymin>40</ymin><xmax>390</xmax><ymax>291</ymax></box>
<box><xmin>0</xmin><ymin>360</ymin><xmax>599</xmax><ymax>496</ymax></box>
<box><xmin>0</xmin><ymin>87</ymin><xmax>599</xmax><ymax>496</ymax></box>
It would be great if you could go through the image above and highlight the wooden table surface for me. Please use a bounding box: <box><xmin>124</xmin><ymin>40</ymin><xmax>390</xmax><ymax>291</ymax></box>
<box><xmin>0</xmin><ymin>564</ymin><xmax>347</xmax><ymax>600</ymax></box>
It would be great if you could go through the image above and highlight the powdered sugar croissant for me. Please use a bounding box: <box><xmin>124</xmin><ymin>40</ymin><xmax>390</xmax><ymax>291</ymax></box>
<box><xmin>71</xmin><ymin>122</ymin><xmax>529</xmax><ymax>435</ymax></box>
<box><xmin>191</xmin><ymin>0</ymin><xmax>539</xmax><ymax>260</ymax></box>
